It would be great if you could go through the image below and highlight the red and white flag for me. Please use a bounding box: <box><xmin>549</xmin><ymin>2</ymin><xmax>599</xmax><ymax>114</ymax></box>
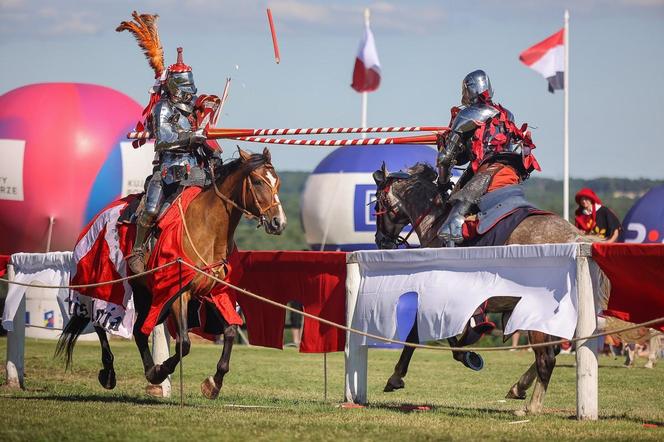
<box><xmin>519</xmin><ymin>29</ymin><xmax>564</xmax><ymax>93</ymax></box>
<box><xmin>351</xmin><ymin>22</ymin><xmax>381</xmax><ymax>93</ymax></box>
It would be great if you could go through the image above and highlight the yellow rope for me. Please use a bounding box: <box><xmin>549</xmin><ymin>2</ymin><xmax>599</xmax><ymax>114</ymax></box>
<box><xmin>180</xmin><ymin>261</ymin><xmax>664</xmax><ymax>353</ymax></box>
<box><xmin>177</xmin><ymin>198</ymin><xmax>210</xmax><ymax>268</ymax></box>
<box><xmin>0</xmin><ymin>261</ymin><xmax>177</xmax><ymax>290</ymax></box>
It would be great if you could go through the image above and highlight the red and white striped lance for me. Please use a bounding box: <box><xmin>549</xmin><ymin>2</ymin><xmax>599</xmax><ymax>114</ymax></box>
<box><xmin>237</xmin><ymin>126</ymin><xmax>446</xmax><ymax>136</ymax></box>
<box><xmin>234</xmin><ymin>133</ymin><xmax>439</xmax><ymax>146</ymax></box>
<box><xmin>127</xmin><ymin>126</ymin><xmax>448</xmax><ymax>141</ymax></box>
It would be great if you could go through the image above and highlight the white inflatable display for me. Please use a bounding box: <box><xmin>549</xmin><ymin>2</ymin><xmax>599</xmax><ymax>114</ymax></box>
<box><xmin>302</xmin><ymin>145</ymin><xmax>460</xmax><ymax>251</ymax></box>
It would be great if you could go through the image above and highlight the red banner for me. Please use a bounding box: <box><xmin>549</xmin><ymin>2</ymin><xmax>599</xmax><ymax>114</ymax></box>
<box><xmin>593</xmin><ymin>243</ymin><xmax>664</xmax><ymax>332</ymax></box>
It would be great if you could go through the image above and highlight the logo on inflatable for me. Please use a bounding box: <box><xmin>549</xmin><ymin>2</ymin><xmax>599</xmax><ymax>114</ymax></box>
<box><xmin>354</xmin><ymin>184</ymin><xmax>377</xmax><ymax>232</ymax></box>
<box><xmin>624</xmin><ymin>223</ymin><xmax>662</xmax><ymax>243</ymax></box>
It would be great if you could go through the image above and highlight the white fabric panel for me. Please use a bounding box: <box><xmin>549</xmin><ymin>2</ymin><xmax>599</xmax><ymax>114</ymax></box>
<box><xmin>3</xmin><ymin>252</ymin><xmax>134</xmax><ymax>338</ymax></box>
<box><xmin>3</xmin><ymin>252</ymin><xmax>75</xmax><ymax>332</ymax></box>
<box><xmin>351</xmin><ymin>244</ymin><xmax>579</xmax><ymax>344</ymax></box>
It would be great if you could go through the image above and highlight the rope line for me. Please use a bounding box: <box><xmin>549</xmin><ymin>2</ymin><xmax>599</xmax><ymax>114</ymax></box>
<box><xmin>179</xmin><ymin>261</ymin><xmax>664</xmax><ymax>353</ymax></box>
<box><xmin>2</xmin><ymin>258</ymin><xmax>662</xmax><ymax>352</ymax></box>
<box><xmin>0</xmin><ymin>261</ymin><xmax>177</xmax><ymax>290</ymax></box>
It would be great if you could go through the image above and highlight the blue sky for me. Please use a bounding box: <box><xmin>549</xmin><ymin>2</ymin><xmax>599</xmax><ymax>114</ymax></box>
<box><xmin>1</xmin><ymin>0</ymin><xmax>663</xmax><ymax>178</ymax></box>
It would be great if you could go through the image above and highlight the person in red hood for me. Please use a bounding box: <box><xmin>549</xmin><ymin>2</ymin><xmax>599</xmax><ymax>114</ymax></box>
<box><xmin>574</xmin><ymin>188</ymin><xmax>622</xmax><ymax>242</ymax></box>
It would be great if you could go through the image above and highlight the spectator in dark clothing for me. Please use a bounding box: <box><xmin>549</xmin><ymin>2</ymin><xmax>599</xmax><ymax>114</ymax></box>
<box><xmin>574</xmin><ymin>188</ymin><xmax>622</xmax><ymax>242</ymax></box>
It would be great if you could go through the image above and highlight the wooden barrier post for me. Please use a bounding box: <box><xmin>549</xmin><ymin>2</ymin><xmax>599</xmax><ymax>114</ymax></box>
<box><xmin>344</xmin><ymin>256</ymin><xmax>367</xmax><ymax>404</ymax></box>
<box><xmin>4</xmin><ymin>264</ymin><xmax>25</xmax><ymax>389</ymax></box>
<box><xmin>575</xmin><ymin>244</ymin><xmax>599</xmax><ymax>420</ymax></box>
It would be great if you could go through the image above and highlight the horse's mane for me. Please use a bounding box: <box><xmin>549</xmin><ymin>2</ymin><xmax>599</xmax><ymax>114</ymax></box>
<box><xmin>396</xmin><ymin>163</ymin><xmax>439</xmax><ymax>211</ymax></box>
<box><xmin>215</xmin><ymin>152</ymin><xmax>271</xmax><ymax>183</ymax></box>
<box><xmin>405</xmin><ymin>162</ymin><xmax>437</xmax><ymax>179</ymax></box>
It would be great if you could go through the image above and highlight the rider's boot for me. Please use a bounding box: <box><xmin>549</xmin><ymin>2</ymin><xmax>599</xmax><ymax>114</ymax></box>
<box><xmin>457</xmin><ymin>302</ymin><xmax>495</xmax><ymax>346</ymax></box>
<box><xmin>127</xmin><ymin>216</ymin><xmax>152</xmax><ymax>274</ymax></box>
<box><xmin>127</xmin><ymin>224</ymin><xmax>148</xmax><ymax>274</ymax></box>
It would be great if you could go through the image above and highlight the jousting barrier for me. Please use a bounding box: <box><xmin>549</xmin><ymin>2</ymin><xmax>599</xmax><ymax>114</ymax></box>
<box><xmin>3</xmin><ymin>244</ymin><xmax>664</xmax><ymax>420</ymax></box>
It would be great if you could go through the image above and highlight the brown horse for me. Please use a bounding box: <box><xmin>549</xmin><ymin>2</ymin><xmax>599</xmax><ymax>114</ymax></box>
<box><xmin>57</xmin><ymin>147</ymin><xmax>286</xmax><ymax>399</ymax></box>
<box><xmin>372</xmin><ymin>162</ymin><xmax>601</xmax><ymax>414</ymax></box>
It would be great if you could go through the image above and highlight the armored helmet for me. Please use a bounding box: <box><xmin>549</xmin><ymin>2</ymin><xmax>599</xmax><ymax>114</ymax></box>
<box><xmin>165</xmin><ymin>47</ymin><xmax>197</xmax><ymax>102</ymax></box>
<box><xmin>461</xmin><ymin>70</ymin><xmax>493</xmax><ymax>106</ymax></box>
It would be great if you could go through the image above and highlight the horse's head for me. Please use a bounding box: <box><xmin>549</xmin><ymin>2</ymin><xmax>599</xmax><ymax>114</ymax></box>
<box><xmin>372</xmin><ymin>162</ymin><xmax>413</xmax><ymax>249</ymax></box>
<box><xmin>237</xmin><ymin>147</ymin><xmax>287</xmax><ymax>235</ymax></box>
<box><xmin>372</xmin><ymin>162</ymin><xmax>440</xmax><ymax>249</ymax></box>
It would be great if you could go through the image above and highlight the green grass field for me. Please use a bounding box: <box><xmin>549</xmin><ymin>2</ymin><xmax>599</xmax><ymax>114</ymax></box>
<box><xmin>1</xmin><ymin>338</ymin><xmax>663</xmax><ymax>441</ymax></box>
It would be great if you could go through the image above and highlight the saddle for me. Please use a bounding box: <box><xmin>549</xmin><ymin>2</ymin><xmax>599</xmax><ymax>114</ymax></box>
<box><xmin>118</xmin><ymin>161</ymin><xmax>221</xmax><ymax>266</ymax></box>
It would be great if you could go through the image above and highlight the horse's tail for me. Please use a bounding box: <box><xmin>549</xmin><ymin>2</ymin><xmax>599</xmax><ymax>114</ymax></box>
<box><xmin>55</xmin><ymin>315</ymin><xmax>90</xmax><ymax>370</ymax></box>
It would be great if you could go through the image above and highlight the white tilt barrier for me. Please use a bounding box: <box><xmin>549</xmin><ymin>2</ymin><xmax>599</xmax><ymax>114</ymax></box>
<box><xmin>345</xmin><ymin>243</ymin><xmax>601</xmax><ymax>420</ymax></box>
<box><xmin>3</xmin><ymin>252</ymin><xmax>171</xmax><ymax>397</ymax></box>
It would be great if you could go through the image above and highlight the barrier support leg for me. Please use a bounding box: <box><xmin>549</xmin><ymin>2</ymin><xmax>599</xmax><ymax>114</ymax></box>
<box><xmin>575</xmin><ymin>254</ymin><xmax>598</xmax><ymax>420</ymax></box>
<box><xmin>4</xmin><ymin>264</ymin><xmax>25</xmax><ymax>389</ymax></box>
<box><xmin>146</xmin><ymin>323</ymin><xmax>171</xmax><ymax>397</ymax></box>
<box><xmin>344</xmin><ymin>261</ymin><xmax>367</xmax><ymax>404</ymax></box>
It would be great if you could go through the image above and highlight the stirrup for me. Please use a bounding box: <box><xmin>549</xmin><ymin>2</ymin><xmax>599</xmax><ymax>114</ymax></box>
<box><xmin>127</xmin><ymin>249</ymin><xmax>147</xmax><ymax>274</ymax></box>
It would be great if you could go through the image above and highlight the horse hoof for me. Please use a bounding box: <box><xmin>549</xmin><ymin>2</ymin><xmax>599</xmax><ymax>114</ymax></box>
<box><xmin>98</xmin><ymin>368</ymin><xmax>116</xmax><ymax>390</ymax></box>
<box><xmin>506</xmin><ymin>385</ymin><xmax>526</xmax><ymax>400</ymax></box>
<box><xmin>146</xmin><ymin>365</ymin><xmax>169</xmax><ymax>385</ymax></box>
<box><xmin>201</xmin><ymin>376</ymin><xmax>220</xmax><ymax>400</ymax></box>
<box><xmin>145</xmin><ymin>384</ymin><xmax>167</xmax><ymax>398</ymax></box>
<box><xmin>462</xmin><ymin>352</ymin><xmax>484</xmax><ymax>371</ymax></box>
<box><xmin>383</xmin><ymin>377</ymin><xmax>405</xmax><ymax>392</ymax></box>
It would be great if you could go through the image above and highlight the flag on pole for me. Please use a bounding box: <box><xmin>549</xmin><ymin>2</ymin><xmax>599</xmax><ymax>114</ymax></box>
<box><xmin>351</xmin><ymin>21</ymin><xmax>381</xmax><ymax>92</ymax></box>
<box><xmin>519</xmin><ymin>29</ymin><xmax>564</xmax><ymax>93</ymax></box>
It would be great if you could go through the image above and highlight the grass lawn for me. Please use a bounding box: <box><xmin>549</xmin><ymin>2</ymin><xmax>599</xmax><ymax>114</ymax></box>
<box><xmin>1</xmin><ymin>337</ymin><xmax>663</xmax><ymax>441</ymax></box>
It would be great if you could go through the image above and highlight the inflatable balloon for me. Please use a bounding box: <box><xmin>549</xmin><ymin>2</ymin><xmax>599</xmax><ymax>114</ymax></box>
<box><xmin>0</xmin><ymin>83</ymin><xmax>154</xmax><ymax>254</ymax></box>
<box><xmin>301</xmin><ymin>145</ymin><xmax>461</xmax><ymax>251</ymax></box>
<box><xmin>622</xmin><ymin>185</ymin><xmax>664</xmax><ymax>243</ymax></box>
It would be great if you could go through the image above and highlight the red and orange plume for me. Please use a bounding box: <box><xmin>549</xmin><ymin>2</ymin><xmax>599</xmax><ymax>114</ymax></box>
<box><xmin>116</xmin><ymin>11</ymin><xmax>164</xmax><ymax>78</ymax></box>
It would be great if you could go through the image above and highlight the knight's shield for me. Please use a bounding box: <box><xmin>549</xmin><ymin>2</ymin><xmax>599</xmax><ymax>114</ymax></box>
<box><xmin>194</xmin><ymin>94</ymin><xmax>222</xmax><ymax>152</ymax></box>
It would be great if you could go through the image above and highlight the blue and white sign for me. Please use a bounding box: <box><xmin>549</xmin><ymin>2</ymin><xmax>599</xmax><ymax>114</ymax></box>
<box><xmin>302</xmin><ymin>145</ymin><xmax>460</xmax><ymax>251</ymax></box>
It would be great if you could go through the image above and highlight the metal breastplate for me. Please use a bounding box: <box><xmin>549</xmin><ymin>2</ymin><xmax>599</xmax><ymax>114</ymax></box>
<box><xmin>152</xmin><ymin>100</ymin><xmax>195</xmax><ymax>152</ymax></box>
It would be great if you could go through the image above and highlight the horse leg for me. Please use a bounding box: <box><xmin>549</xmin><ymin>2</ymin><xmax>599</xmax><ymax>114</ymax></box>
<box><xmin>201</xmin><ymin>324</ymin><xmax>237</xmax><ymax>400</ymax></box>
<box><xmin>523</xmin><ymin>332</ymin><xmax>557</xmax><ymax>415</ymax></box>
<box><xmin>384</xmin><ymin>322</ymin><xmax>418</xmax><ymax>392</ymax></box>
<box><xmin>94</xmin><ymin>326</ymin><xmax>117</xmax><ymax>390</ymax></box>
<box><xmin>506</xmin><ymin>363</ymin><xmax>537</xmax><ymax>400</ymax></box>
<box><xmin>145</xmin><ymin>292</ymin><xmax>192</xmax><ymax>385</ymax></box>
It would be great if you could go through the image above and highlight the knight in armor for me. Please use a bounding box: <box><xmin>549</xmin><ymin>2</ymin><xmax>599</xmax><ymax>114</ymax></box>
<box><xmin>126</xmin><ymin>47</ymin><xmax>211</xmax><ymax>273</ymax></box>
<box><xmin>436</xmin><ymin>69</ymin><xmax>540</xmax><ymax>245</ymax></box>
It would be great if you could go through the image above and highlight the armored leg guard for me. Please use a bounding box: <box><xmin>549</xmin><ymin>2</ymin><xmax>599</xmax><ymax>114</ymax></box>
<box><xmin>438</xmin><ymin>200</ymin><xmax>473</xmax><ymax>245</ymax></box>
<box><xmin>127</xmin><ymin>197</ymin><xmax>157</xmax><ymax>275</ymax></box>
<box><xmin>438</xmin><ymin>166</ymin><xmax>495</xmax><ymax>245</ymax></box>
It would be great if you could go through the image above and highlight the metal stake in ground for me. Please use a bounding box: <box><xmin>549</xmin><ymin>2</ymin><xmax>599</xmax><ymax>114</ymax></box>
<box><xmin>178</xmin><ymin>259</ymin><xmax>184</xmax><ymax>407</ymax></box>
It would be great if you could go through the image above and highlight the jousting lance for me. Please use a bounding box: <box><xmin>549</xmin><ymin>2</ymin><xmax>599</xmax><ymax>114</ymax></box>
<box><xmin>266</xmin><ymin>8</ymin><xmax>280</xmax><ymax>64</ymax></box>
<box><xmin>127</xmin><ymin>126</ymin><xmax>449</xmax><ymax>145</ymax></box>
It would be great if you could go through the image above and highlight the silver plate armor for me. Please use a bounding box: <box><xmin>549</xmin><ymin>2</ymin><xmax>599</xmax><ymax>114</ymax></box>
<box><xmin>152</xmin><ymin>99</ymin><xmax>204</xmax><ymax>152</ymax></box>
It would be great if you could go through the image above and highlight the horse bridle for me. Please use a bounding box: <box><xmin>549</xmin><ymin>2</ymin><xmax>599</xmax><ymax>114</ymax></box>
<box><xmin>375</xmin><ymin>178</ymin><xmax>437</xmax><ymax>249</ymax></box>
<box><xmin>374</xmin><ymin>181</ymin><xmax>417</xmax><ymax>248</ymax></box>
<box><xmin>211</xmin><ymin>164</ymin><xmax>281</xmax><ymax>228</ymax></box>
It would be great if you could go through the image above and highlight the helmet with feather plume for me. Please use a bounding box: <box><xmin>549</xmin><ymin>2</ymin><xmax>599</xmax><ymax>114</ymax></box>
<box><xmin>116</xmin><ymin>11</ymin><xmax>197</xmax><ymax>103</ymax></box>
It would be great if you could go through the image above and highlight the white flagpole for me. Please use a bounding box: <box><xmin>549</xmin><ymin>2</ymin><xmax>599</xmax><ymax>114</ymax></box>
<box><xmin>563</xmin><ymin>10</ymin><xmax>570</xmax><ymax>221</ymax></box>
<box><xmin>360</xmin><ymin>8</ymin><xmax>370</xmax><ymax>139</ymax></box>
